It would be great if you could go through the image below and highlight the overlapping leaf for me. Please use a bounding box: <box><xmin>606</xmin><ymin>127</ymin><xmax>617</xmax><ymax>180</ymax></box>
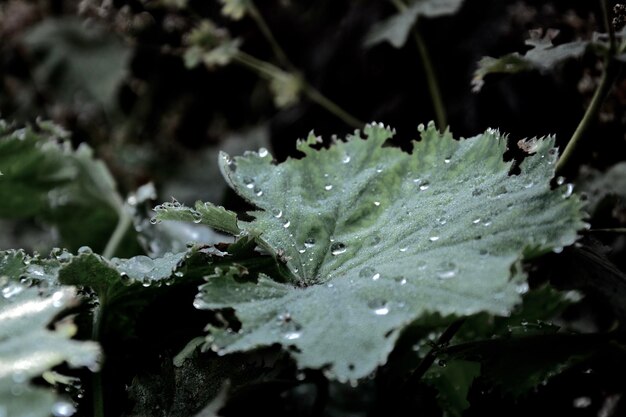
<box><xmin>0</xmin><ymin>120</ymin><xmax>125</xmax><ymax>252</ymax></box>
<box><xmin>0</xmin><ymin>273</ymin><xmax>101</xmax><ymax>417</ymax></box>
<box><xmin>185</xmin><ymin>122</ymin><xmax>583</xmax><ymax>382</ymax></box>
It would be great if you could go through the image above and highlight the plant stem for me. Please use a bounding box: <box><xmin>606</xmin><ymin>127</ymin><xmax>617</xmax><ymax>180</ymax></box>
<box><xmin>234</xmin><ymin>52</ymin><xmax>364</xmax><ymax>128</ymax></box>
<box><xmin>247</xmin><ymin>2</ymin><xmax>292</xmax><ymax>70</ymax></box>
<box><xmin>391</xmin><ymin>0</ymin><xmax>447</xmax><ymax>129</ymax></box>
<box><xmin>555</xmin><ymin>0</ymin><xmax>619</xmax><ymax>175</ymax></box>
<box><xmin>404</xmin><ymin>318</ymin><xmax>466</xmax><ymax>390</ymax></box>
<box><xmin>92</xmin><ymin>299</ymin><xmax>105</xmax><ymax>417</ymax></box>
<box><xmin>244</xmin><ymin>1</ymin><xmax>364</xmax><ymax>128</ymax></box>
<box><xmin>103</xmin><ymin>206</ymin><xmax>132</xmax><ymax>259</ymax></box>
<box><xmin>589</xmin><ymin>228</ymin><xmax>626</xmax><ymax>233</ymax></box>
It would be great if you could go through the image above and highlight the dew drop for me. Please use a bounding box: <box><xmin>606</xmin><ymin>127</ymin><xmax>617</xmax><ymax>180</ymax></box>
<box><xmin>304</xmin><ymin>238</ymin><xmax>316</xmax><ymax>248</ymax></box>
<box><xmin>399</xmin><ymin>247</ymin><xmax>408</xmax><ymax>252</ymax></box>
<box><xmin>243</xmin><ymin>176</ymin><xmax>254</xmax><ymax>189</ymax></box>
<box><xmin>77</xmin><ymin>246</ymin><xmax>92</xmax><ymax>255</ymax></box>
<box><xmin>254</xmin><ymin>186</ymin><xmax>263</xmax><ymax>196</ymax></box>
<box><xmin>369</xmin><ymin>234</ymin><xmax>381</xmax><ymax>246</ymax></box>
<box><xmin>368</xmin><ymin>299</ymin><xmax>389</xmax><ymax>315</ymax></box>
<box><xmin>258</xmin><ymin>148</ymin><xmax>269</xmax><ymax>157</ymax></box>
<box><xmin>272</xmin><ymin>209</ymin><xmax>283</xmax><ymax>218</ymax></box>
<box><xmin>283</xmin><ymin>220</ymin><xmax>291</xmax><ymax>229</ymax></box>
<box><xmin>472</xmin><ymin>218</ymin><xmax>481</xmax><ymax>224</ymax></box>
<box><xmin>2</xmin><ymin>284</ymin><xmax>24</xmax><ymax>299</ymax></box>
<box><xmin>325</xmin><ymin>184</ymin><xmax>333</xmax><ymax>191</ymax></box>
<box><xmin>342</xmin><ymin>154</ymin><xmax>351</xmax><ymax>164</ymax></box>
<box><xmin>149</xmin><ymin>217</ymin><xmax>160</xmax><ymax>225</ymax></box>
<box><xmin>444</xmin><ymin>157</ymin><xmax>451</xmax><ymax>164</ymax></box>
<box><xmin>417</xmin><ymin>260</ymin><xmax>427</xmax><ymax>270</ymax></box>
<box><xmin>330</xmin><ymin>242</ymin><xmax>347</xmax><ymax>255</ymax></box>
<box><xmin>394</xmin><ymin>276</ymin><xmax>407</xmax><ymax>285</ymax></box>
<box><xmin>572</xmin><ymin>397</ymin><xmax>591</xmax><ymax>408</ymax></box>
<box><xmin>556</xmin><ymin>176</ymin><xmax>565</xmax><ymax>185</ymax></box>
<box><xmin>419</xmin><ymin>181</ymin><xmax>430</xmax><ymax>191</ymax></box>
<box><xmin>51</xmin><ymin>290</ymin><xmax>65</xmax><ymax>308</ymax></box>
<box><xmin>284</xmin><ymin>331</ymin><xmax>302</xmax><ymax>340</ymax></box>
<box><xmin>373</xmin><ymin>201</ymin><xmax>381</xmax><ymax>207</ymax></box>
<box><xmin>429</xmin><ymin>236</ymin><xmax>440</xmax><ymax>242</ymax></box>
<box><xmin>562</xmin><ymin>183</ymin><xmax>574</xmax><ymax>198</ymax></box>
<box><xmin>417</xmin><ymin>123</ymin><xmax>425</xmax><ymax>132</ymax></box>
<box><xmin>516</xmin><ymin>282</ymin><xmax>529</xmax><ymax>294</ymax></box>
<box><xmin>436</xmin><ymin>261</ymin><xmax>458</xmax><ymax>279</ymax></box>
<box><xmin>52</xmin><ymin>401</ymin><xmax>76</xmax><ymax>417</ymax></box>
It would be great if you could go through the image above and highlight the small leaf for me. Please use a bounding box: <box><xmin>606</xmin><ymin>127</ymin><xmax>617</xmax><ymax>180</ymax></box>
<box><xmin>364</xmin><ymin>0</ymin><xmax>465</xmax><ymax>48</ymax></box>
<box><xmin>153</xmin><ymin>200</ymin><xmax>240</xmax><ymax>236</ymax></box>
<box><xmin>195</xmin><ymin>122</ymin><xmax>584</xmax><ymax>382</ymax></box>
<box><xmin>472</xmin><ymin>29</ymin><xmax>588</xmax><ymax>92</ymax></box>
<box><xmin>183</xmin><ymin>21</ymin><xmax>240</xmax><ymax>69</ymax></box>
<box><xmin>268</xmin><ymin>71</ymin><xmax>302</xmax><ymax>108</ymax></box>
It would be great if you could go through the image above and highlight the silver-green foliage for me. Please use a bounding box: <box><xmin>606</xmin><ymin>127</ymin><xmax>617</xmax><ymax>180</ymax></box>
<box><xmin>175</xmin><ymin>122</ymin><xmax>584</xmax><ymax>383</ymax></box>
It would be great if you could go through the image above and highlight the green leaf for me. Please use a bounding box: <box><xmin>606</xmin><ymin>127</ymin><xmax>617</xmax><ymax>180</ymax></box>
<box><xmin>183</xmin><ymin>21</ymin><xmax>240</xmax><ymax>70</ymax></box>
<box><xmin>424</xmin><ymin>360</ymin><xmax>480</xmax><ymax>416</ymax></box>
<box><xmin>153</xmin><ymin>200</ymin><xmax>240</xmax><ymax>236</ymax></box>
<box><xmin>0</xmin><ymin>120</ymin><xmax>125</xmax><ymax>252</ymax></box>
<box><xmin>0</xmin><ymin>280</ymin><xmax>101</xmax><ymax>417</ymax></box>
<box><xmin>22</xmin><ymin>18</ymin><xmax>131</xmax><ymax>111</ymax></box>
<box><xmin>364</xmin><ymin>0</ymin><xmax>465</xmax><ymax>48</ymax></box>
<box><xmin>219</xmin><ymin>0</ymin><xmax>250</xmax><ymax>20</ymax></box>
<box><xmin>193</xmin><ymin>122</ymin><xmax>584</xmax><ymax>382</ymax></box>
<box><xmin>472</xmin><ymin>29</ymin><xmax>588</xmax><ymax>92</ymax></box>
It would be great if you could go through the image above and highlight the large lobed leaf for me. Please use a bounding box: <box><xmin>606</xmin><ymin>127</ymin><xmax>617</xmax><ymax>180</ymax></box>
<box><xmin>0</xmin><ymin>260</ymin><xmax>101</xmax><ymax>417</ymax></box>
<box><xmin>189</xmin><ymin>122</ymin><xmax>584</xmax><ymax>383</ymax></box>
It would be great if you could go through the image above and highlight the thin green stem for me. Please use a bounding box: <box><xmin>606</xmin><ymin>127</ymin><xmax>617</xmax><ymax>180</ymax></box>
<box><xmin>244</xmin><ymin>1</ymin><xmax>363</xmax><ymax>128</ymax></box>
<box><xmin>300</xmin><ymin>82</ymin><xmax>364</xmax><ymax>128</ymax></box>
<box><xmin>234</xmin><ymin>52</ymin><xmax>364</xmax><ymax>128</ymax></box>
<box><xmin>91</xmin><ymin>299</ymin><xmax>105</xmax><ymax>417</ymax></box>
<box><xmin>247</xmin><ymin>2</ymin><xmax>293</xmax><ymax>70</ymax></box>
<box><xmin>391</xmin><ymin>0</ymin><xmax>447</xmax><ymax>129</ymax></box>
<box><xmin>404</xmin><ymin>318</ymin><xmax>466</xmax><ymax>391</ymax></box>
<box><xmin>556</xmin><ymin>58</ymin><xmax>618</xmax><ymax>174</ymax></box>
<box><xmin>556</xmin><ymin>0</ymin><xmax>620</xmax><ymax>174</ymax></box>
<box><xmin>588</xmin><ymin>228</ymin><xmax>626</xmax><ymax>233</ymax></box>
<box><xmin>103</xmin><ymin>206</ymin><xmax>132</xmax><ymax>259</ymax></box>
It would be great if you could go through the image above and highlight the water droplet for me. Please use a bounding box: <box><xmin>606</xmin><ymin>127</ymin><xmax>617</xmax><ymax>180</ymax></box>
<box><xmin>330</xmin><ymin>242</ymin><xmax>346</xmax><ymax>255</ymax></box>
<box><xmin>417</xmin><ymin>260</ymin><xmax>427</xmax><ymax>270</ymax></box>
<box><xmin>376</xmin><ymin>165</ymin><xmax>383</xmax><ymax>173</ymax></box>
<box><xmin>2</xmin><ymin>284</ymin><xmax>24</xmax><ymax>299</ymax></box>
<box><xmin>394</xmin><ymin>276</ymin><xmax>407</xmax><ymax>285</ymax></box>
<box><xmin>562</xmin><ymin>183</ymin><xmax>574</xmax><ymax>198</ymax></box>
<box><xmin>368</xmin><ymin>234</ymin><xmax>381</xmax><ymax>246</ymax></box>
<box><xmin>149</xmin><ymin>217</ymin><xmax>160</xmax><ymax>225</ymax></box>
<box><xmin>444</xmin><ymin>157</ymin><xmax>451</xmax><ymax>164</ymax></box>
<box><xmin>524</xmin><ymin>181</ymin><xmax>534</xmax><ymax>189</ymax></box>
<box><xmin>399</xmin><ymin>247</ymin><xmax>408</xmax><ymax>252</ymax></box>
<box><xmin>556</xmin><ymin>176</ymin><xmax>565</xmax><ymax>185</ymax></box>
<box><xmin>283</xmin><ymin>220</ymin><xmax>291</xmax><ymax>229</ymax></box>
<box><xmin>51</xmin><ymin>290</ymin><xmax>65</xmax><ymax>308</ymax></box>
<box><xmin>254</xmin><ymin>186</ymin><xmax>263</xmax><ymax>196</ymax></box>
<box><xmin>342</xmin><ymin>154</ymin><xmax>351</xmax><ymax>164</ymax></box>
<box><xmin>130</xmin><ymin>256</ymin><xmax>154</xmax><ymax>274</ymax></box>
<box><xmin>272</xmin><ymin>209</ymin><xmax>283</xmax><ymax>218</ymax></box>
<box><xmin>368</xmin><ymin>299</ymin><xmax>389</xmax><ymax>315</ymax></box>
<box><xmin>437</xmin><ymin>359</ymin><xmax>447</xmax><ymax>367</ymax></box>
<box><xmin>325</xmin><ymin>184</ymin><xmax>333</xmax><ymax>191</ymax></box>
<box><xmin>429</xmin><ymin>236</ymin><xmax>440</xmax><ymax>242</ymax></box>
<box><xmin>243</xmin><ymin>176</ymin><xmax>254</xmax><ymax>189</ymax></box>
<box><xmin>373</xmin><ymin>201</ymin><xmax>381</xmax><ymax>207</ymax></box>
<box><xmin>572</xmin><ymin>397</ymin><xmax>591</xmax><ymax>408</ymax></box>
<box><xmin>419</xmin><ymin>181</ymin><xmax>430</xmax><ymax>191</ymax></box>
<box><xmin>417</xmin><ymin>123</ymin><xmax>425</xmax><ymax>132</ymax></box>
<box><xmin>52</xmin><ymin>401</ymin><xmax>76</xmax><ymax>417</ymax></box>
<box><xmin>258</xmin><ymin>148</ymin><xmax>269</xmax><ymax>157</ymax></box>
<box><xmin>77</xmin><ymin>246</ymin><xmax>92</xmax><ymax>255</ymax></box>
<box><xmin>436</xmin><ymin>261</ymin><xmax>458</xmax><ymax>279</ymax></box>
<box><xmin>304</xmin><ymin>238</ymin><xmax>316</xmax><ymax>248</ymax></box>
<box><xmin>284</xmin><ymin>331</ymin><xmax>302</xmax><ymax>340</ymax></box>
<box><xmin>516</xmin><ymin>282</ymin><xmax>529</xmax><ymax>294</ymax></box>
<box><xmin>472</xmin><ymin>218</ymin><xmax>481</xmax><ymax>224</ymax></box>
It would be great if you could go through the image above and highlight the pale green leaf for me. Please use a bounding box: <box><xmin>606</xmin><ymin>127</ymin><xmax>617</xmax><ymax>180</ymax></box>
<box><xmin>153</xmin><ymin>200</ymin><xmax>240</xmax><ymax>236</ymax></box>
<box><xmin>219</xmin><ymin>0</ymin><xmax>250</xmax><ymax>20</ymax></box>
<box><xmin>364</xmin><ymin>0</ymin><xmax>465</xmax><ymax>48</ymax></box>
<box><xmin>0</xmin><ymin>281</ymin><xmax>101</xmax><ymax>417</ymax></box>
<box><xmin>22</xmin><ymin>18</ymin><xmax>131</xmax><ymax>111</ymax></box>
<box><xmin>472</xmin><ymin>30</ymin><xmax>588</xmax><ymax>92</ymax></box>
<box><xmin>268</xmin><ymin>71</ymin><xmax>302</xmax><ymax>108</ymax></box>
<box><xmin>194</xmin><ymin>122</ymin><xmax>584</xmax><ymax>382</ymax></box>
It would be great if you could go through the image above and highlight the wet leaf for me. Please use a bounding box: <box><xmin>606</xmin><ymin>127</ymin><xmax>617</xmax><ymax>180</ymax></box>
<box><xmin>0</xmin><ymin>280</ymin><xmax>100</xmax><ymax>417</ymax></box>
<box><xmin>424</xmin><ymin>360</ymin><xmax>480</xmax><ymax>416</ymax></box>
<box><xmin>191</xmin><ymin>122</ymin><xmax>583</xmax><ymax>382</ymax></box>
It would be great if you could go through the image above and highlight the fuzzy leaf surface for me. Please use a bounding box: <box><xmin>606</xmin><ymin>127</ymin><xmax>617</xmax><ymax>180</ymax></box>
<box><xmin>0</xmin><ymin>278</ymin><xmax>101</xmax><ymax>417</ymax></box>
<box><xmin>194</xmin><ymin>122</ymin><xmax>584</xmax><ymax>382</ymax></box>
